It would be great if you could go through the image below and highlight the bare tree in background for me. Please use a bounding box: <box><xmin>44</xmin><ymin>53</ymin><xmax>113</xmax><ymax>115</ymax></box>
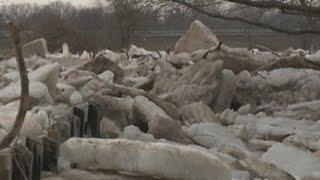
<box><xmin>110</xmin><ymin>0</ymin><xmax>160</xmax><ymax>48</ymax></box>
<box><xmin>151</xmin><ymin>0</ymin><xmax>320</xmax><ymax>35</ymax></box>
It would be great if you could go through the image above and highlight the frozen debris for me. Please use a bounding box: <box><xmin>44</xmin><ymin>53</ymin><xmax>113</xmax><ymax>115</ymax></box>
<box><xmin>79</xmin><ymin>78</ymin><xmax>105</xmax><ymax>99</ymax></box>
<box><xmin>80</xmin><ymin>53</ymin><xmax>124</xmax><ymax>83</ymax></box>
<box><xmin>220</xmin><ymin>145</ymin><xmax>294</xmax><ymax>179</ymax></box>
<box><xmin>98</xmin><ymin>70</ymin><xmax>114</xmax><ymax>83</ymax></box>
<box><xmin>173</xmin><ymin>20</ymin><xmax>219</xmax><ymax>54</ymax></box>
<box><xmin>250</xmin><ymin>49</ymin><xmax>260</xmax><ymax>55</ymax></box>
<box><xmin>100</xmin><ymin>117</ymin><xmax>122</xmax><ymax>138</ymax></box>
<box><xmin>3</xmin><ymin>71</ymin><xmax>19</xmax><ymax>82</ymax></box>
<box><xmin>32</xmin><ymin>109</ymin><xmax>50</xmax><ymax>129</ymax></box>
<box><xmin>0</xmin><ymin>63</ymin><xmax>60</xmax><ymax>105</ymax></box>
<box><xmin>64</xmin><ymin>70</ymin><xmax>94</xmax><ymax>89</ymax></box>
<box><xmin>29</xmin><ymin>62</ymin><xmax>60</xmax><ymax>100</ymax></box>
<box><xmin>206</xmin><ymin>45</ymin><xmax>273</xmax><ymax>74</ymax></box>
<box><xmin>97</xmin><ymin>49</ymin><xmax>122</xmax><ymax>63</ymax></box>
<box><xmin>46</xmin><ymin>54</ymin><xmax>83</xmax><ymax>68</ymax></box>
<box><xmin>31</xmin><ymin>103</ymin><xmax>69</xmax><ymax>123</ymax></box>
<box><xmin>62</xmin><ymin>43</ymin><xmax>71</xmax><ymax>56</ymax></box>
<box><xmin>306</xmin><ymin>49</ymin><xmax>320</xmax><ymax>65</ymax></box>
<box><xmin>242</xmin><ymin>116</ymin><xmax>320</xmax><ymax>141</ymax></box>
<box><xmin>248</xmin><ymin>139</ymin><xmax>280</xmax><ymax>152</ymax></box>
<box><xmin>262</xmin><ymin>143</ymin><xmax>320</xmax><ymax>179</ymax></box>
<box><xmin>148</xmin><ymin>113</ymin><xmax>190</xmax><ymax>143</ymax></box>
<box><xmin>1</xmin><ymin>19</ymin><xmax>320</xmax><ymax>180</ymax></box>
<box><xmin>0</xmin><ymin>74</ymin><xmax>11</xmax><ymax>90</ymax></box>
<box><xmin>259</xmin><ymin>55</ymin><xmax>320</xmax><ymax>72</ymax></box>
<box><xmin>133</xmin><ymin>95</ymin><xmax>171</xmax><ymax>125</ymax></box>
<box><xmin>119</xmin><ymin>125</ymin><xmax>156</xmax><ymax>142</ymax></box>
<box><xmin>232</xmin><ymin>170</ymin><xmax>251</xmax><ymax>180</ymax></box>
<box><xmin>0</xmin><ymin>101</ymin><xmax>43</xmax><ymax>137</ymax></box>
<box><xmin>238</xmin><ymin>104</ymin><xmax>252</xmax><ymax>115</ymax></box>
<box><xmin>60</xmin><ymin>138</ymin><xmax>232</xmax><ymax>180</ymax></box>
<box><xmin>22</xmin><ymin>38</ymin><xmax>49</xmax><ymax>58</ymax></box>
<box><xmin>56</xmin><ymin>83</ymin><xmax>76</xmax><ymax>103</ymax></box>
<box><xmin>132</xmin><ymin>96</ymin><xmax>190</xmax><ymax>143</ymax></box>
<box><xmin>93</xmin><ymin>95</ymin><xmax>134</xmax><ymax>129</ymax></box>
<box><xmin>0</xmin><ymin>81</ymin><xmax>54</xmax><ymax>105</ymax></box>
<box><xmin>128</xmin><ymin>45</ymin><xmax>154</xmax><ymax>59</ymax></box>
<box><xmin>45</xmin><ymin>169</ymin><xmax>160</xmax><ymax>180</ymax></box>
<box><xmin>274</xmin><ymin>100</ymin><xmax>320</xmax><ymax>121</ymax></box>
<box><xmin>151</xmin><ymin>60</ymin><xmax>223</xmax><ymax>107</ymax></box>
<box><xmin>80</xmin><ymin>50</ymin><xmax>92</xmax><ymax>60</ymax></box>
<box><xmin>235</xmin><ymin>68</ymin><xmax>320</xmax><ymax>111</ymax></box>
<box><xmin>123</xmin><ymin>76</ymin><xmax>149</xmax><ymax>87</ymax></box>
<box><xmin>281</xmin><ymin>47</ymin><xmax>309</xmax><ymax>57</ymax></box>
<box><xmin>209</xmin><ymin>148</ymin><xmax>238</xmax><ymax>168</ymax></box>
<box><xmin>69</xmin><ymin>91</ymin><xmax>83</xmax><ymax>106</ymax></box>
<box><xmin>283</xmin><ymin>135</ymin><xmax>320</xmax><ymax>152</ymax></box>
<box><xmin>178</xmin><ymin>101</ymin><xmax>221</xmax><ymax>126</ymax></box>
<box><xmin>133</xmin><ymin>74</ymin><xmax>156</xmax><ymax>90</ymax></box>
<box><xmin>302</xmin><ymin>173</ymin><xmax>320</xmax><ymax>180</ymax></box>
<box><xmin>183</xmin><ymin>123</ymin><xmax>247</xmax><ymax>150</ymax></box>
<box><xmin>219</xmin><ymin>109</ymin><xmax>240</xmax><ymax>126</ymax></box>
<box><xmin>167</xmin><ymin>52</ymin><xmax>193</xmax><ymax>68</ymax></box>
<box><xmin>212</xmin><ymin>69</ymin><xmax>236</xmax><ymax>113</ymax></box>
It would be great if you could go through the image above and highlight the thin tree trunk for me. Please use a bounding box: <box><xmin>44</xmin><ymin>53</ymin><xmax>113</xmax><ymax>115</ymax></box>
<box><xmin>0</xmin><ymin>21</ymin><xmax>29</xmax><ymax>150</ymax></box>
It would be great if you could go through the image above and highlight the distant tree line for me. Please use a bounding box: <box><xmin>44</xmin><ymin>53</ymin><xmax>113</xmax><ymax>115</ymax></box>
<box><xmin>0</xmin><ymin>1</ymin><xmax>190</xmax><ymax>52</ymax></box>
<box><xmin>2</xmin><ymin>0</ymin><xmax>313</xmax><ymax>53</ymax></box>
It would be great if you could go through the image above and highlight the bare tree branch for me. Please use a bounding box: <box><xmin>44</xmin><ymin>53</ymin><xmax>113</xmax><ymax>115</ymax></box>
<box><xmin>0</xmin><ymin>21</ymin><xmax>29</xmax><ymax>150</ymax></box>
<box><xmin>225</xmin><ymin>0</ymin><xmax>320</xmax><ymax>17</ymax></box>
<box><xmin>168</xmin><ymin>0</ymin><xmax>320</xmax><ymax>35</ymax></box>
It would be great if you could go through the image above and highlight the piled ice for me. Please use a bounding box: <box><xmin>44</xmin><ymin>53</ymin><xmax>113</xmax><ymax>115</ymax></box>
<box><xmin>0</xmin><ymin>20</ymin><xmax>319</xmax><ymax>180</ymax></box>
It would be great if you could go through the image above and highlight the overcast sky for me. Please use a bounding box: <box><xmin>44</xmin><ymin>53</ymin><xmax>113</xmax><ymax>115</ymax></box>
<box><xmin>2</xmin><ymin>0</ymin><xmax>107</xmax><ymax>7</ymax></box>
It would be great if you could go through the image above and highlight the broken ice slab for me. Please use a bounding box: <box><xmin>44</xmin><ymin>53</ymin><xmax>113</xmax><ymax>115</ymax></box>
<box><xmin>72</xmin><ymin>107</ymin><xmax>86</xmax><ymax>137</ymax></box>
<box><xmin>26</xmin><ymin>137</ymin><xmax>43</xmax><ymax>180</ymax></box>
<box><xmin>69</xmin><ymin>115</ymin><xmax>81</xmax><ymax>138</ymax></box>
<box><xmin>85</xmin><ymin>103</ymin><xmax>102</xmax><ymax>138</ymax></box>
<box><xmin>42</xmin><ymin>136</ymin><xmax>59</xmax><ymax>172</ymax></box>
